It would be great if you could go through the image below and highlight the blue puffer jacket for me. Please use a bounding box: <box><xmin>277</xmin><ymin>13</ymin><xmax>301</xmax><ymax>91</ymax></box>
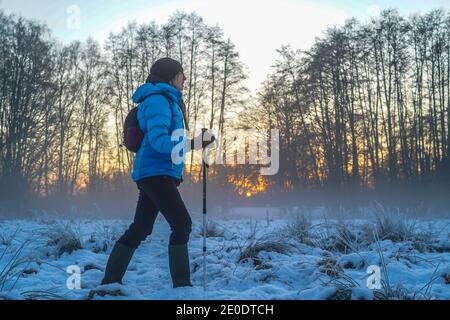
<box><xmin>131</xmin><ymin>82</ymin><xmax>186</xmax><ymax>182</ymax></box>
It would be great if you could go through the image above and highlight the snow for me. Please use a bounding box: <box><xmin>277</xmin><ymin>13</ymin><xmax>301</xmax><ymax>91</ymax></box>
<box><xmin>0</xmin><ymin>210</ymin><xmax>449</xmax><ymax>300</ymax></box>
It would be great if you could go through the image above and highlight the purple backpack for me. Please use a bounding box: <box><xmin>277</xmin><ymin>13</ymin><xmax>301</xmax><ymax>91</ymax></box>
<box><xmin>122</xmin><ymin>93</ymin><xmax>173</xmax><ymax>153</ymax></box>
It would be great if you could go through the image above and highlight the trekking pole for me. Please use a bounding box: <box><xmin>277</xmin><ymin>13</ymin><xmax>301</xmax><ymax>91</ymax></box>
<box><xmin>201</xmin><ymin>128</ymin><xmax>208</xmax><ymax>291</ymax></box>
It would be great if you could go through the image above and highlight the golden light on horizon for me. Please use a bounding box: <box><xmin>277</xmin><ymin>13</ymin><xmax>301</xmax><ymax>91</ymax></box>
<box><xmin>228</xmin><ymin>175</ymin><xmax>271</xmax><ymax>198</ymax></box>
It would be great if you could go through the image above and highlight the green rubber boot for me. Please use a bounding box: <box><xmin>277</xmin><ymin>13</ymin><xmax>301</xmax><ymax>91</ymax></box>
<box><xmin>168</xmin><ymin>243</ymin><xmax>193</xmax><ymax>288</ymax></box>
<box><xmin>101</xmin><ymin>242</ymin><xmax>136</xmax><ymax>285</ymax></box>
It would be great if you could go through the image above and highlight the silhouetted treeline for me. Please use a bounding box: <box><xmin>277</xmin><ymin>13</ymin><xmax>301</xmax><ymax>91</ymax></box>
<box><xmin>239</xmin><ymin>9</ymin><xmax>450</xmax><ymax>208</ymax></box>
<box><xmin>1</xmin><ymin>9</ymin><xmax>450</xmax><ymax>215</ymax></box>
<box><xmin>0</xmin><ymin>10</ymin><xmax>248</xmax><ymax>213</ymax></box>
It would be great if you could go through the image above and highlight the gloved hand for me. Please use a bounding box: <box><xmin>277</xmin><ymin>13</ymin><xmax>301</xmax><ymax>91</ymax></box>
<box><xmin>189</xmin><ymin>129</ymin><xmax>216</xmax><ymax>151</ymax></box>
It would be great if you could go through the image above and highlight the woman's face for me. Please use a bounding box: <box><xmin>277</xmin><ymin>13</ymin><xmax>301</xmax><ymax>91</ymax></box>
<box><xmin>170</xmin><ymin>72</ymin><xmax>187</xmax><ymax>92</ymax></box>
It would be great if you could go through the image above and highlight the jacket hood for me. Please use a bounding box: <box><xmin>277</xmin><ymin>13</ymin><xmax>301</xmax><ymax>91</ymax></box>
<box><xmin>132</xmin><ymin>82</ymin><xmax>182</xmax><ymax>105</ymax></box>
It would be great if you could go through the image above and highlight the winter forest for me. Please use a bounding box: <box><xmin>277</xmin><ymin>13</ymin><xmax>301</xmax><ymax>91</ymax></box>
<box><xmin>2</xmin><ymin>8</ymin><xmax>450</xmax><ymax>214</ymax></box>
<box><xmin>1</xmin><ymin>9</ymin><xmax>450</xmax><ymax>216</ymax></box>
<box><xmin>0</xmin><ymin>2</ymin><xmax>449</xmax><ymax>301</ymax></box>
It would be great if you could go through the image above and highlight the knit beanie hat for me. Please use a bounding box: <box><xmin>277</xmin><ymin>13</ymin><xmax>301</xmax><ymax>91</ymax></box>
<box><xmin>148</xmin><ymin>57</ymin><xmax>184</xmax><ymax>83</ymax></box>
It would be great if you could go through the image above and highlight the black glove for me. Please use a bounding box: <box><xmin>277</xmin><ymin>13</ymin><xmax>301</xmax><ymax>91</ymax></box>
<box><xmin>189</xmin><ymin>129</ymin><xmax>216</xmax><ymax>151</ymax></box>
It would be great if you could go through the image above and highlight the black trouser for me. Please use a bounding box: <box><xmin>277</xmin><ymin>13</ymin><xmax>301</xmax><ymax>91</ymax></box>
<box><xmin>118</xmin><ymin>175</ymin><xmax>192</xmax><ymax>248</ymax></box>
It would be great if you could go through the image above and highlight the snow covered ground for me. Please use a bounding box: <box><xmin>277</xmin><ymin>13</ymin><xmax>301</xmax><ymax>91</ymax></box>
<box><xmin>0</xmin><ymin>208</ymin><xmax>449</xmax><ymax>300</ymax></box>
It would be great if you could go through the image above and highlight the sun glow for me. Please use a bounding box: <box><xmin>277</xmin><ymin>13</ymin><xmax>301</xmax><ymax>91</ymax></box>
<box><xmin>228</xmin><ymin>175</ymin><xmax>271</xmax><ymax>198</ymax></box>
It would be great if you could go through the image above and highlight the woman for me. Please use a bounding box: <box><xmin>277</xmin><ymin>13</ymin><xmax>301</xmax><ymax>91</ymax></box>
<box><xmin>101</xmin><ymin>58</ymin><xmax>213</xmax><ymax>288</ymax></box>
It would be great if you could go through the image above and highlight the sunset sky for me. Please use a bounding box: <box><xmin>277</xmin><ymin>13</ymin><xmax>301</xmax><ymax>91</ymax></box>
<box><xmin>2</xmin><ymin>0</ymin><xmax>450</xmax><ymax>92</ymax></box>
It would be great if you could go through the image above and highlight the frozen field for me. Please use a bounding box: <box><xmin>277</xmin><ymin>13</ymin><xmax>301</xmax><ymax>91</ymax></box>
<box><xmin>0</xmin><ymin>208</ymin><xmax>449</xmax><ymax>300</ymax></box>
